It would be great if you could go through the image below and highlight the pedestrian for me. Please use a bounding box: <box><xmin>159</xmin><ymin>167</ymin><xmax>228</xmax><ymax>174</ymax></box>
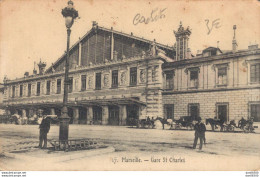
<box><xmin>193</xmin><ymin>117</ymin><xmax>206</xmax><ymax>150</ymax></box>
<box><xmin>39</xmin><ymin>116</ymin><xmax>50</xmax><ymax>149</ymax></box>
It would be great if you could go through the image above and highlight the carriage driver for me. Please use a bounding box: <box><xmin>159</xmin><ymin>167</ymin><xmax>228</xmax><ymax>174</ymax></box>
<box><xmin>193</xmin><ymin>117</ymin><xmax>206</xmax><ymax>150</ymax></box>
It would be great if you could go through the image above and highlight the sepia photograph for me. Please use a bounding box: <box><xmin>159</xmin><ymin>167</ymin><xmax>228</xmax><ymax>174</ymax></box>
<box><xmin>0</xmin><ymin>0</ymin><xmax>259</xmax><ymax>173</ymax></box>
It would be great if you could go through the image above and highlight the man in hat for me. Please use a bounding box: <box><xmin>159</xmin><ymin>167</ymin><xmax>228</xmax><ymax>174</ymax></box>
<box><xmin>193</xmin><ymin>117</ymin><xmax>206</xmax><ymax>150</ymax></box>
<box><xmin>39</xmin><ymin>115</ymin><xmax>50</xmax><ymax>149</ymax></box>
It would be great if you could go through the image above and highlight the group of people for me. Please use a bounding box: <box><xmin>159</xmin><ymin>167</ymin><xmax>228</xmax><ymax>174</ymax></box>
<box><xmin>37</xmin><ymin>116</ymin><xmax>207</xmax><ymax>150</ymax></box>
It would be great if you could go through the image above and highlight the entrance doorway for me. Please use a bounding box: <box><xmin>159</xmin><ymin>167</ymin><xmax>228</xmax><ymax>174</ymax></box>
<box><xmin>216</xmin><ymin>103</ymin><xmax>229</xmax><ymax>123</ymax></box>
<box><xmin>109</xmin><ymin>106</ymin><xmax>119</xmax><ymax>125</ymax></box>
<box><xmin>79</xmin><ymin>107</ymin><xmax>87</xmax><ymax>124</ymax></box>
<box><xmin>126</xmin><ymin>105</ymin><xmax>139</xmax><ymax>126</ymax></box>
<box><xmin>93</xmin><ymin>106</ymin><xmax>102</xmax><ymax>125</ymax></box>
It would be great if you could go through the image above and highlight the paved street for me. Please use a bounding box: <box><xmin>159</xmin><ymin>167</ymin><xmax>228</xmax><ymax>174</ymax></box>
<box><xmin>0</xmin><ymin>124</ymin><xmax>259</xmax><ymax>171</ymax></box>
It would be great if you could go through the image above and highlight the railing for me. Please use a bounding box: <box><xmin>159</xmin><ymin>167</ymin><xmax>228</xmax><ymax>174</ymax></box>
<box><xmin>51</xmin><ymin>139</ymin><xmax>99</xmax><ymax>151</ymax></box>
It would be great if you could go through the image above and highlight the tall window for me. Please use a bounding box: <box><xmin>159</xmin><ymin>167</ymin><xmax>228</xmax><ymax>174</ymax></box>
<box><xmin>57</xmin><ymin>79</ymin><xmax>61</xmax><ymax>94</ymax></box>
<box><xmin>190</xmin><ymin>70</ymin><xmax>199</xmax><ymax>88</ymax></box>
<box><xmin>165</xmin><ymin>71</ymin><xmax>174</xmax><ymax>90</ymax></box>
<box><xmin>37</xmin><ymin>82</ymin><xmax>41</xmax><ymax>96</ymax></box>
<box><xmin>68</xmin><ymin>77</ymin><xmax>73</xmax><ymax>93</ymax></box>
<box><xmin>130</xmin><ymin>67</ymin><xmax>137</xmax><ymax>86</ymax></box>
<box><xmin>218</xmin><ymin>67</ymin><xmax>227</xmax><ymax>85</ymax></box>
<box><xmin>250</xmin><ymin>103</ymin><xmax>260</xmax><ymax>122</ymax></box>
<box><xmin>12</xmin><ymin>86</ymin><xmax>15</xmax><ymax>98</ymax></box>
<box><xmin>112</xmin><ymin>70</ymin><xmax>118</xmax><ymax>88</ymax></box>
<box><xmin>164</xmin><ymin>104</ymin><xmax>174</xmax><ymax>119</ymax></box>
<box><xmin>46</xmin><ymin>80</ymin><xmax>51</xmax><ymax>95</ymax></box>
<box><xmin>28</xmin><ymin>83</ymin><xmax>31</xmax><ymax>97</ymax></box>
<box><xmin>188</xmin><ymin>103</ymin><xmax>200</xmax><ymax>119</ymax></box>
<box><xmin>95</xmin><ymin>73</ymin><xmax>101</xmax><ymax>90</ymax></box>
<box><xmin>81</xmin><ymin>75</ymin><xmax>87</xmax><ymax>91</ymax></box>
<box><xmin>19</xmin><ymin>85</ymin><xmax>23</xmax><ymax>97</ymax></box>
<box><xmin>250</xmin><ymin>64</ymin><xmax>260</xmax><ymax>83</ymax></box>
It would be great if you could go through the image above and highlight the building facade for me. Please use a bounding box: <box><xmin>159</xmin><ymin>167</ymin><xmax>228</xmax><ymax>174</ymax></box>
<box><xmin>1</xmin><ymin>22</ymin><xmax>260</xmax><ymax>125</ymax></box>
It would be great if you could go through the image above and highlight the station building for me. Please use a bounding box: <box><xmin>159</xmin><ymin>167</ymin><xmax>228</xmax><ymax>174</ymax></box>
<box><xmin>1</xmin><ymin>22</ymin><xmax>259</xmax><ymax>125</ymax></box>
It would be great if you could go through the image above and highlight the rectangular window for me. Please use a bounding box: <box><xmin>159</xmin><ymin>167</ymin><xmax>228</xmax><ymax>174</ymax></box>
<box><xmin>165</xmin><ymin>71</ymin><xmax>174</xmax><ymax>90</ymax></box>
<box><xmin>190</xmin><ymin>70</ymin><xmax>199</xmax><ymax>88</ymax></box>
<box><xmin>36</xmin><ymin>82</ymin><xmax>41</xmax><ymax>96</ymax></box>
<box><xmin>95</xmin><ymin>73</ymin><xmax>101</xmax><ymax>90</ymax></box>
<box><xmin>68</xmin><ymin>77</ymin><xmax>73</xmax><ymax>93</ymax></box>
<box><xmin>164</xmin><ymin>104</ymin><xmax>174</xmax><ymax>119</ymax></box>
<box><xmin>12</xmin><ymin>86</ymin><xmax>15</xmax><ymax>98</ymax></box>
<box><xmin>57</xmin><ymin>79</ymin><xmax>61</xmax><ymax>94</ymax></box>
<box><xmin>46</xmin><ymin>80</ymin><xmax>51</xmax><ymax>95</ymax></box>
<box><xmin>19</xmin><ymin>85</ymin><xmax>23</xmax><ymax>97</ymax></box>
<box><xmin>250</xmin><ymin>104</ymin><xmax>260</xmax><ymax>122</ymax></box>
<box><xmin>81</xmin><ymin>75</ymin><xmax>87</xmax><ymax>91</ymax></box>
<box><xmin>188</xmin><ymin>103</ymin><xmax>200</xmax><ymax>119</ymax></box>
<box><xmin>112</xmin><ymin>70</ymin><xmax>118</xmax><ymax>88</ymax></box>
<box><xmin>130</xmin><ymin>67</ymin><xmax>137</xmax><ymax>86</ymax></box>
<box><xmin>250</xmin><ymin>64</ymin><xmax>260</xmax><ymax>83</ymax></box>
<box><xmin>28</xmin><ymin>83</ymin><xmax>31</xmax><ymax>97</ymax></box>
<box><xmin>218</xmin><ymin>67</ymin><xmax>227</xmax><ymax>85</ymax></box>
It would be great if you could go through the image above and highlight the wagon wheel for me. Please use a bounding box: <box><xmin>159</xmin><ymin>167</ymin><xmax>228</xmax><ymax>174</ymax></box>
<box><xmin>175</xmin><ymin>123</ymin><xmax>181</xmax><ymax>130</ymax></box>
<box><xmin>243</xmin><ymin>125</ymin><xmax>249</xmax><ymax>133</ymax></box>
<box><xmin>229</xmin><ymin>126</ymin><xmax>235</xmax><ymax>132</ymax></box>
<box><xmin>187</xmin><ymin>123</ymin><xmax>194</xmax><ymax>130</ymax></box>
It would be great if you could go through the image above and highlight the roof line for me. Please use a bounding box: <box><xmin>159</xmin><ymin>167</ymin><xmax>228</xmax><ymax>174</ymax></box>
<box><xmin>46</xmin><ymin>24</ymin><xmax>174</xmax><ymax>72</ymax></box>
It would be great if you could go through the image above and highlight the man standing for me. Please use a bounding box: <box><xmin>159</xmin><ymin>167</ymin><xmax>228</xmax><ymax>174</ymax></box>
<box><xmin>193</xmin><ymin>117</ymin><xmax>206</xmax><ymax>150</ymax></box>
<box><xmin>39</xmin><ymin>116</ymin><xmax>50</xmax><ymax>149</ymax></box>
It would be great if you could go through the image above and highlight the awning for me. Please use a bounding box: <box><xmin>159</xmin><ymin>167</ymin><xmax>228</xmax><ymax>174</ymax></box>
<box><xmin>1</xmin><ymin>97</ymin><xmax>146</xmax><ymax>109</ymax></box>
<box><xmin>77</xmin><ymin>97</ymin><xmax>146</xmax><ymax>107</ymax></box>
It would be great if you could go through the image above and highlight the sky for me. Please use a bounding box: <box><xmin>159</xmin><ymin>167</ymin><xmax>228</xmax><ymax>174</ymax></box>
<box><xmin>0</xmin><ymin>0</ymin><xmax>259</xmax><ymax>82</ymax></box>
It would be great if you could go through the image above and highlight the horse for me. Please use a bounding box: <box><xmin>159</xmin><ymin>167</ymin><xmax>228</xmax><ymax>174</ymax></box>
<box><xmin>205</xmin><ymin>118</ymin><xmax>225</xmax><ymax>131</ymax></box>
<box><xmin>154</xmin><ymin>116</ymin><xmax>167</xmax><ymax>129</ymax></box>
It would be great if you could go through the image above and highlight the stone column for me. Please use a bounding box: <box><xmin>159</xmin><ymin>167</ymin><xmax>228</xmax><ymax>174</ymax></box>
<box><xmin>102</xmin><ymin>106</ymin><xmax>109</xmax><ymax>125</ymax></box>
<box><xmin>87</xmin><ymin>107</ymin><xmax>93</xmax><ymax>125</ymax></box>
<box><xmin>50</xmin><ymin>108</ymin><xmax>55</xmax><ymax>115</ymax></box>
<box><xmin>22</xmin><ymin>109</ymin><xmax>27</xmax><ymax>117</ymax></box>
<box><xmin>22</xmin><ymin>109</ymin><xmax>27</xmax><ymax>125</ymax></box>
<box><xmin>73</xmin><ymin>107</ymin><xmax>79</xmax><ymax>124</ymax></box>
<box><xmin>119</xmin><ymin>105</ymin><xmax>127</xmax><ymax>126</ymax></box>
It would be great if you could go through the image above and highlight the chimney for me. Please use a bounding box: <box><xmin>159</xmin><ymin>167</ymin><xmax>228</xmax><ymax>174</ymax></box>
<box><xmin>92</xmin><ymin>21</ymin><xmax>98</xmax><ymax>29</ymax></box>
<box><xmin>33</xmin><ymin>62</ymin><xmax>37</xmax><ymax>75</ymax></box>
<box><xmin>248</xmin><ymin>44</ymin><xmax>259</xmax><ymax>50</ymax></box>
<box><xmin>24</xmin><ymin>72</ymin><xmax>29</xmax><ymax>78</ymax></box>
<box><xmin>186</xmin><ymin>48</ymin><xmax>192</xmax><ymax>59</ymax></box>
<box><xmin>232</xmin><ymin>25</ymin><xmax>238</xmax><ymax>52</ymax></box>
<box><xmin>38</xmin><ymin>59</ymin><xmax>46</xmax><ymax>75</ymax></box>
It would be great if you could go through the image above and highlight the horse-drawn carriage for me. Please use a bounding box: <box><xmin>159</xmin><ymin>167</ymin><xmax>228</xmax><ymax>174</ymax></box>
<box><xmin>206</xmin><ymin>117</ymin><xmax>256</xmax><ymax>133</ymax></box>
<box><xmin>171</xmin><ymin>116</ymin><xmax>199</xmax><ymax>130</ymax></box>
<box><xmin>132</xmin><ymin>116</ymin><xmax>172</xmax><ymax>129</ymax></box>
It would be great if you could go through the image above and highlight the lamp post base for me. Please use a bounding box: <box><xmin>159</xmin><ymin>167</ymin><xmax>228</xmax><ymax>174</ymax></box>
<box><xmin>59</xmin><ymin>106</ymin><xmax>70</xmax><ymax>151</ymax></box>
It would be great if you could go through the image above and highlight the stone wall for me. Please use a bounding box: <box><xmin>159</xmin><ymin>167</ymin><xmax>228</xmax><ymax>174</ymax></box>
<box><xmin>163</xmin><ymin>88</ymin><xmax>260</xmax><ymax>121</ymax></box>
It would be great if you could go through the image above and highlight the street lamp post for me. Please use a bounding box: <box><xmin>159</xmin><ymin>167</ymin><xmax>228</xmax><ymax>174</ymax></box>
<box><xmin>59</xmin><ymin>0</ymin><xmax>78</xmax><ymax>144</ymax></box>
